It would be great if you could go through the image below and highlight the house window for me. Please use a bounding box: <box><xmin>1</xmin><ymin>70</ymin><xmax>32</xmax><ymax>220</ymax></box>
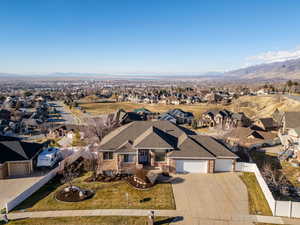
<box><xmin>155</xmin><ymin>151</ymin><xmax>166</xmax><ymax>162</ymax></box>
<box><xmin>103</xmin><ymin>152</ymin><xmax>113</xmax><ymax>160</ymax></box>
<box><xmin>124</xmin><ymin>154</ymin><xmax>134</xmax><ymax>163</ymax></box>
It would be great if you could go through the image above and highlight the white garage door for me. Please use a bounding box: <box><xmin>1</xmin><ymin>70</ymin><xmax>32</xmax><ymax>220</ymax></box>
<box><xmin>176</xmin><ymin>160</ymin><xmax>208</xmax><ymax>173</ymax></box>
<box><xmin>214</xmin><ymin>159</ymin><xmax>232</xmax><ymax>172</ymax></box>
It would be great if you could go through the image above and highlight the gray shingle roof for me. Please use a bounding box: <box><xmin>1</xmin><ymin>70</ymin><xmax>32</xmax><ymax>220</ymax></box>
<box><xmin>99</xmin><ymin>121</ymin><xmax>237</xmax><ymax>159</ymax></box>
<box><xmin>190</xmin><ymin>135</ymin><xmax>238</xmax><ymax>158</ymax></box>
<box><xmin>168</xmin><ymin>135</ymin><xmax>215</xmax><ymax>158</ymax></box>
<box><xmin>0</xmin><ymin>135</ymin><xmax>44</xmax><ymax>163</ymax></box>
<box><xmin>133</xmin><ymin>126</ymin><xmax>175</xmax><ymax>149</ymax></box>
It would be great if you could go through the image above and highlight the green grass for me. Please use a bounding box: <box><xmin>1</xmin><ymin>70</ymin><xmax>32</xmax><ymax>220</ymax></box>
<box><xmin>14</xmin><ymin>173</ymin><xmax>175</xmax><ymax>212</ymax></box>
<box><xmin>6</xmin><ymin>216</ymin><xmax>172</xmax><ymax>225</ymax></box>
<box><xmin>239</xmin><ymin>172</ymin><xmax>272</xmax><ymax>216</ymax></box>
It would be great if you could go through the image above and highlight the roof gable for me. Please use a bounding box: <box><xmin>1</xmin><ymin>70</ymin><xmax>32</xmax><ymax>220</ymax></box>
<box><xmin>134</xmin><ymin>126</ymin><xmax>175</xmax><ymax>149</ymax></box>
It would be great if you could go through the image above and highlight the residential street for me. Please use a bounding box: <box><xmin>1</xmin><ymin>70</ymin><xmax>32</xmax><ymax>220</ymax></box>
<box><xmin>50</xmin><ymin>101</ymin><xmax>79</xmax><ymax>125</ymax></box>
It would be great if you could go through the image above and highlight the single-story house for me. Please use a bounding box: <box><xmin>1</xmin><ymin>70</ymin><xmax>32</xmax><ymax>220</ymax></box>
<box><xmin>97</xmin><ymin>121</ymin><xmax>238</xmax><ymax>174</ymax></box>
<box><xmin>0</xmin><ymin>136</ymin><xmax>45</xmax><ymax>178</ymax></box>
<box><xmin>253</xmin><ymin>118</ymin><xmax>278</xmax><ymax>131</ymax></box>
<box><xmin>224</xmin><ymin>127</ymin><xmax>279</xmax><ymax>149</ymax></box>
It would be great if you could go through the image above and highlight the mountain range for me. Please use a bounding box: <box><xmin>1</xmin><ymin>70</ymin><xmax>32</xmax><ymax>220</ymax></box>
<box><xmin>1</xmin><ymin>58</ymin><xmax>300</xmax><ymax>81</ymax></box>
<box><xmin>224</xmin><ymin>58</ymin><xmax>300</xmax><ymax>80</ymax></box>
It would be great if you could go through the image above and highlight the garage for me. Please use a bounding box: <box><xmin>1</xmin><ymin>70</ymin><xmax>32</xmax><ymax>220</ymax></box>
<box><xmin>176</xmin><ymin>160</ymin><xmax>208</xmax><ymax>173</ymax></box>
<box><xmin>8</xmin><ymin>162</ymin><xmax>31</xmax><ymax>177</ymax></box>
<box><xmin>214</xmin><ymin>159</ymin><xmax>233</xmax><ymax>172</ymax></box>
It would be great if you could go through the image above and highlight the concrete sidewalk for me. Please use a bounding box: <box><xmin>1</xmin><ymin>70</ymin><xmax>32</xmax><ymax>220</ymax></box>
<box><xmin>7</xmin><ymin>209</ymin><xmax>300</xmax><ymax>225</ymax></box>
<box><xmin>8</xmin><ymin>209</ymin><xmax>180</xmax><ymax>220</ymax></box>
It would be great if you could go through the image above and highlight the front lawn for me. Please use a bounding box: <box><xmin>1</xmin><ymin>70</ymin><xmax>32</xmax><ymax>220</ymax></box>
<box><xmin>14</xmin><ymin>173</ymin><xmax>175</xmax><ymax>211</ymax></box>
<box><xmin>239</xmin><ymin>172</ymin><xmax>272</xmax><ymax>216</ymax></box>
<box><xmin>5</xmin><ymin>216</ymin><xmax>172</xmax><ymax>225</ymax></box>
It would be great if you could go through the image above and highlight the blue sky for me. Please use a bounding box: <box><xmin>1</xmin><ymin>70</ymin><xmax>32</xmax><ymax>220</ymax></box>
<box><xmin>0</xmin><ymin>0</ymin><xmax>300</xmax><ymax>74</ymax></box>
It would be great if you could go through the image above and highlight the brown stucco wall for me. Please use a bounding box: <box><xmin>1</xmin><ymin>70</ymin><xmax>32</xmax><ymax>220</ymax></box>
<box><xmin>0</xmin><ymin>163</ymin><xmax>8</xmax><ymax>179</ymax></box>
<box><xmin>98</xmin><ymin>152</ymin><xmax>118</xmax><ymax>172</ymax></box>
<box><xmin>168</xmin><ymin>159</ymin><xmax>176</xmax><ymax>173</ymax></box>
<box><xmin>8</xmin><ymin>161</ymin><xmax>32</xmax><ymax>177</ymax></box>
<box><xmin>208</xmin><ymin>159</ymin><xmax>215</xmax><ymax>173</ymax></box>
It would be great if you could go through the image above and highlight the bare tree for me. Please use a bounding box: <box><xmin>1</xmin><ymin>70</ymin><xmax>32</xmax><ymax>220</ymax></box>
<box><xmin>61</xmin><ymin>159</ymin><xmax>83</xmax><ymax>189</ymax></box>
<box><xmin>85</xmin><ymin>114</ymin><xmax>119</xmax><ymax>143</ymax></box>
<box><xmin>81</xmin><ymin>147</ymin><xmax>100</xmax><ymax>180</ymax></box>
<box><xmin>261</xmin><ymin>162</ymin><xmax>290</xmax><ymax>196</ymax></box>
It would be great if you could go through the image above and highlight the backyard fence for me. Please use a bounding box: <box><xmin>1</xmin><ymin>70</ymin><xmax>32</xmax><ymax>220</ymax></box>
<box><xmin>5</xmin><ymin>148</ymin><xmax>83</xmax><ymax>213</ymax></box>
<box><xmin>236</xmin><ymin>162</ymin><xmax>300</xmax><ymax>218</ymax></box>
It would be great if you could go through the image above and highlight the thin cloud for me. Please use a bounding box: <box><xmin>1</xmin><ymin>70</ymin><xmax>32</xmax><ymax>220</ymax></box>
<box><xmin>247</xmin><ymin>46</ymin><xmax>300</xmax><ymax>64</ymax></box>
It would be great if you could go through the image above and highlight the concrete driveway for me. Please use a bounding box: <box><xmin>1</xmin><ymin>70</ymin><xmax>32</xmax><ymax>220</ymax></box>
<box><xmin>0</xmin><ymin>176</ymin><xmax>43</xmax><ymax>210</ymax></box>
<box><xmin>171</xmin><ymin>173</ymin><xmax>252</xmax><ymax>225</ymax></box>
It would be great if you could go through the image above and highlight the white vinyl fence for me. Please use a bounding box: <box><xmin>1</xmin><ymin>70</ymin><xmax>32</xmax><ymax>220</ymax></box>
<box><xmin>5</xmin><ymin>149</ymin><xmax>83</xmax><ymax>213</ymax></box>
<box><xmin>236</xmin><ymin>162</ymin><xmax>300</xmax><ymax>218</ymax></box>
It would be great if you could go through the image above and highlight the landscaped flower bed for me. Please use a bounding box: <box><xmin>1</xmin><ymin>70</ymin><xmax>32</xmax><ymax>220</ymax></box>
<box><xmin>55</xmin><ymin>186</ymin><xmax>94</xmax><ymax>202</ymax></box>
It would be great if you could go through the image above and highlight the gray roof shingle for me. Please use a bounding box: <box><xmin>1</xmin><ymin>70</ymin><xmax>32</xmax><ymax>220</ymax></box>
<box><xmin>99</xmin><ymin>121</ymin><xmax>237</xmax><ymax>159</ymax></box>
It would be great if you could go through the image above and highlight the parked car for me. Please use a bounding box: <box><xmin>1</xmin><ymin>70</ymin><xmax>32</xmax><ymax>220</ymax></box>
<box><xmin>37</xmin><ymin>147</ymin><xmax>62</xmax><ymax>168</ymax></box>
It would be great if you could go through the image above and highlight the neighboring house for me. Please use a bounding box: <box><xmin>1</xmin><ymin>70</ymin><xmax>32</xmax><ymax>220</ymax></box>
<box><xmin>198</xmin><ymin>109</ymin><xmax>251</xmax><ymax>129</ymax></box>
<box><xmin>281</xmin><ymin>112</ymin><xmax>300</xmax><ymax>134</ymax></box>
<box><xmin>224</xmin><ymin>127</ymin><xmax>279</xmax><ymax>149</ymax></box>
<box><xmin>272</xmin><ymin>108</ymin><xmax>284</xmax><ymax>125</ymax></box>
<box><xmin>279</xmin><ymin>112</ymin><xmax>300</xmax><ymax>160</ymax></box>
<box><xmin>133</xmin><ymin>108</ymin><xmax>156</xmax><ymax>120</ymax></box>
<box><xmin>114</xmin><ymin>109</ymin><xmax>144</xmax><ymax>125</ymax></box>
<box><xmin>159</xmin><ymin>113</ymin><xmax>177</xmax><ymax>124</ymax></box>
<box><xmin>97</xmin><ymin>121</ymin><xmax>238</xmax><ymax>174</ymax></box>
<box><xmin>48</xmin><ymin>124</ymin><xmax>86</xmax><ymax>139</ymax></box>
<box><xmin>159</xmin><ymin>109</ymin><xmax>194</xmax><ymax>125</ymax></box>
<box><xmin>253</xmin><ymin>118</ymin><xmax>278</xmax><ymax>131</ymax></box>
<box><xmin>285</xmin><ymin>128</ymin><xmax>300</xmax><ymax>160</ymax></box>
<box><xmin>0</xmin><ymin>136</ymin><xmax>45</xmax><ymax>178</ymax></box>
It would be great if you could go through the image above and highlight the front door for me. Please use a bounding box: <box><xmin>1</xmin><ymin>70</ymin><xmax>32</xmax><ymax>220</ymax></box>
<box><xmin>139</xmin><ymin>150</ymin><xmax>149</xmax><ymax>165</ymax></box>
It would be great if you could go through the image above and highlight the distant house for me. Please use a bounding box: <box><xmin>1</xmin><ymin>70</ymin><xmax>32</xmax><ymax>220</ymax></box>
<box><xmin>159</xmin><ymin>109</ymin><xmax>194</xmax><ymax>125</ymax></box>
<box><xmin>256</xmin><ymin>89</ymin><xmax>268</xmax><ymax>95</ymax></box>
<box><xmin>0</xmin><ymin>136</ymin><xmax>45</xmax><ymax>178</ymax></box>
<box><xmin>198</xmin><ymin>109</ymin><xmax>251</xmax><ymax>129</ymax></box>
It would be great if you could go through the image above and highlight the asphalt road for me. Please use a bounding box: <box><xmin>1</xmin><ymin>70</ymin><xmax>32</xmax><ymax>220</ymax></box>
<box><xmin>50</xmin><ymin>101</ymin><xmax>78</xmax><ymax>125</ymax></box>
